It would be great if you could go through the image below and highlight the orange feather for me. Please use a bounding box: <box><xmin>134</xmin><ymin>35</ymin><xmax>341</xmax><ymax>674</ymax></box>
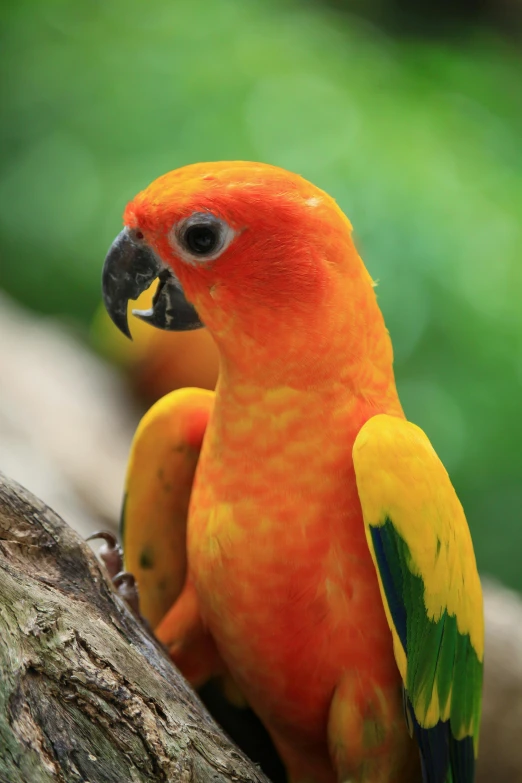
<box><xmin>122</xmin><ymin>162</ymin><xmax>419</xmax><ymax>783</ymax></box>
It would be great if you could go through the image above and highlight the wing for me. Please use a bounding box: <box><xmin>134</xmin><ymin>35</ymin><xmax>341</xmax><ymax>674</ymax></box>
<box><xmin>121</xmin><ymin>387</ymin><xmax>214</xmax><ymax>629</ymax></box>
<box><xmin>353</xmin><ymin>414</ymin><xmax>483</xmax><ymax>783</ymax></box>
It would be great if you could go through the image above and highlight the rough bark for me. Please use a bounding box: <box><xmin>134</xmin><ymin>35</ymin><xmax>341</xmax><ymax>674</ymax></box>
<box><xmin>0</xmin><ymin>472</ymin><xmax>269</xmax><ymax>783</ymax></box>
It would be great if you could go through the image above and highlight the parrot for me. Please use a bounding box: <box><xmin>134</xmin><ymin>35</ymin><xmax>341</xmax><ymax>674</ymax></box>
<box><xmin>101</xmin><ymin>161</ymin><xmax>483</xmax><ymax>783</ymax></box>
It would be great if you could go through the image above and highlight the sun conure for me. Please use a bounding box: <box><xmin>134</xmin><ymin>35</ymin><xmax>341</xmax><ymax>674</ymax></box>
<box><xmin>102</xmin><ymin>161</ymin><xmax>483</xmax><ymax>783</ymax></box>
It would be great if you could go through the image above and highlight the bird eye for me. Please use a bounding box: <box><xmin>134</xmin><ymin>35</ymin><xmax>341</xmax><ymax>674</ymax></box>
<box><xmin>184</xmin><ymin>224</ymin><xmax>219</xmax><ymax>255</ymax></box>
<box><xmin>175</xmin><ymin>213</ymin><xmax>234</xmax><ymax>262</ymax></box>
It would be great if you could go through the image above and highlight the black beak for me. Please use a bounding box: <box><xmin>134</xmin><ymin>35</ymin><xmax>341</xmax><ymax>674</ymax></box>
<box><xmin>102</xmin><ymin>227</ymin><xmax>203</xmax><ymax>338</ymax></box>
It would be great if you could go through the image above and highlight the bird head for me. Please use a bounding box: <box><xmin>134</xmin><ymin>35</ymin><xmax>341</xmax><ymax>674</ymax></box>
<box><xmin>103</xmin><ymin>161</ymin><xmax>390</xmax><ymax>388</ymax></box>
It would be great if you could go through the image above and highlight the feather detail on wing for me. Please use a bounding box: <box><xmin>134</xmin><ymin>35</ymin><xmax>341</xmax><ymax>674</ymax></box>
<box><xmin>121</xmin><ymin>387</ymin><xmax>213</xmax><ymax>629</ymax></box>
<box><xmin>353</xmin><ymin>414</ymin><xmax>483</xmax><ymax>783</ymax></box>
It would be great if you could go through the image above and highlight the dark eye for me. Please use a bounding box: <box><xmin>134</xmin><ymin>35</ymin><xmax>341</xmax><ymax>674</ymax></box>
<box><xmin>176</xmin><ymin>212</ymin><xmax>234</xmax><ymax>261</ymax></box>
<box><xmin>184</xmin><ymin>224</ymin><xmax>219</xmax><ymax>255</ymax></box>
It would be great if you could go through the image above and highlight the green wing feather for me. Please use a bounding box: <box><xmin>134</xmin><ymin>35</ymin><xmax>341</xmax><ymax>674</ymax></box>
<box><xmin>353</xmin><ymin>414</ymin><xmax>484</xmax><ymax>783</ymax></box>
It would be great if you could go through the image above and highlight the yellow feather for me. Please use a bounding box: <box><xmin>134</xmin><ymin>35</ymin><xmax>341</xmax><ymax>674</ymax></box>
<box><xmin>353</xmin><ymin>414</ymin><xmax>484</xmax><ymax>662</ymax></box>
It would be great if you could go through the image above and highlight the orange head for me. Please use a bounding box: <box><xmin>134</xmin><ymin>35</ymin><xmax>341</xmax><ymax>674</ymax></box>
<box><xmin>102</xmin><ymin>161</ymin><xmax>393</xmax><ymax>388</ymax></box>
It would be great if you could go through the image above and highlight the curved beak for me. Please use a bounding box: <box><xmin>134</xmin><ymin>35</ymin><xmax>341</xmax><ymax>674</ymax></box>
<box><xmin>101</xmin><ymin>228</ymin><xmax>203</xmax><ymax>338</ymax></box>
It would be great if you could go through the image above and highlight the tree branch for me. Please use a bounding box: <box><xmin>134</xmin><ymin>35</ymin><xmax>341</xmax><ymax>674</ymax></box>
<box><xmin>0</xmin><ymin>472</ymin><xmax>269</xmax><ymax>783</ymax></box>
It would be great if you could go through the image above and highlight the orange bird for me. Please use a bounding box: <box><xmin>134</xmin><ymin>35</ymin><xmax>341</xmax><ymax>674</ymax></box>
<box><xmin>102</xmin><ymin>162</ymin><xmax>483</xmax><ymax>783</ymax></box>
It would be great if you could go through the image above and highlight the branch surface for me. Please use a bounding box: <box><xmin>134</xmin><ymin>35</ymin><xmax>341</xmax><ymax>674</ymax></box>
<box><xmin>0</xmin><ymin>472</ymin><xmax>269</xmax><ymax>783</ymax></box>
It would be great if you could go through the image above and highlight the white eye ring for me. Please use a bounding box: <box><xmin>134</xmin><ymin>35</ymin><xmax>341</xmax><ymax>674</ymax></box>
<box><xmin>169</xmin><ymin>212</ymin><xmax>236</xmax><ymax>264</ymax></box>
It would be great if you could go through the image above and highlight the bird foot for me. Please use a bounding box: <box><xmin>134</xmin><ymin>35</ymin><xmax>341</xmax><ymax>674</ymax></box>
<box><xmin>87</xmin><ymin>531</ymin><xmax>171</xmax><ymax>654</ymax></box>
<box><xmin>86</xmin><ymin>530</ymin><xmax>123</xmax><ymax>578</ymax></box>
<box><xmin>87</xmin><ymin>531</ymin><xmax>141</xmax><ymax>617</ymax></box>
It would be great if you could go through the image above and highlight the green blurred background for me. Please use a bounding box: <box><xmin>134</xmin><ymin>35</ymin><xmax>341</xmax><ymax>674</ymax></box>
<box><xmin>1</xmin><ymin>0</ymin><xmax>521</xmax><ymax>590</ymax></box>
